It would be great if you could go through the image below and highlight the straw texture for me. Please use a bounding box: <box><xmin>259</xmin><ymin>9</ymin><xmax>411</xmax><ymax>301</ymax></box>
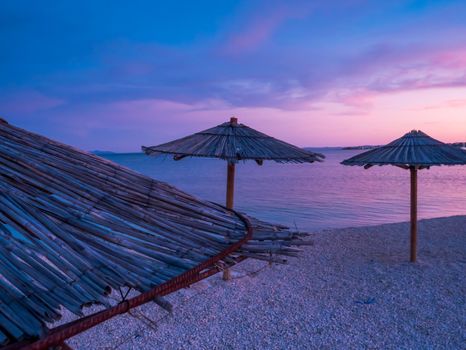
<box><xmin>0</xmin><ymin>119</ymin><xmax>308</xmax><ymax>346</ymax></box>
<box><xmin>341</xmin><ymin>130</ymin><xmax>466</xmax><ymax>167</ymax></box>
<box><xmin>142</xmin><ymin>120</ymin><xmax>324</xmax><ymax>163</ymax></box>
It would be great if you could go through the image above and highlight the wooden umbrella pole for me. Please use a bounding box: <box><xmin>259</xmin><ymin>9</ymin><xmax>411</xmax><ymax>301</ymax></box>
<box><xmin>226</xmin><ymin>116</ymin><xmax>238</xmax><ymax>211</ymax></box>
<box><xmin>223</xmin><ymin>116</ymin><xmax>238</xmax><ymax>281</ymax></box>
<box><xmin>223</xmin><ymin>161</ymin><xmax>235</xmax><ymax>280</ymax></box>
<box><xmin>226</xmin><ymin>162</ymin><xmax>235</xmax><ymax>209</ymax></box>
<box><xmin>410</xmin><ymin>166</ymin><xmax>418</xmax><ymax>262</ymax></box>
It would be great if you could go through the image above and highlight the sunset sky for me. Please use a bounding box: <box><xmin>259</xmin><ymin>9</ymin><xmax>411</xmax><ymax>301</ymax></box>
<box><xmin>1</xmin><ymin>0</ymin><xmax>465</xmax><ymax>151</ymax></box>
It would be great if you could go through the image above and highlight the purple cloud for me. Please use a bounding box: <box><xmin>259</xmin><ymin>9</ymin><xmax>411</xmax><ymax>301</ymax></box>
<box><xmin>221</xmin><ymin>3</ymin><xmax>310</xmax><ymax>55</ymax></box>
<box><xmin>2</xmin><ymin>1</ymin><xmax>466</xmax><ymax>149</ymax></box>
<box><xmin>0</xmin><ymin>90</ymin><xmax>64</xmax><ymax>115</ymax></box>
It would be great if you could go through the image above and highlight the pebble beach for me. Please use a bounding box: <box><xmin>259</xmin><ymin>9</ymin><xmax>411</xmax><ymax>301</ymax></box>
<box><xmin>64</xmin><ymin>215</ymin><xmax>466</xmax><ymax>349</ymax></box>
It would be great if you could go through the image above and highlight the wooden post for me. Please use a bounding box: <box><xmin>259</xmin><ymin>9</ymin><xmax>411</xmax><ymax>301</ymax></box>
<box><xmin>410</xmin><ymin>166</ymin><xmax>418</xmax><ymax>262</ymax></box>
<box><xmin>223</xmin><ymin>161</ymin><xmax>235</xmax><ymax>281</ymax></box>
<box><xmin>226</xmin><ymin>162</ymin><xmax>235</xmax><ymax>209</ymax></box>
<box><xmin>223</xmin><ymin>117</ymin><xmax>238</xmax><ymax>280</ymax></box>
<box><xmin>226</xmin><ymin>117</ymin><xmax>238</xmax><ymax>210</ymax></box>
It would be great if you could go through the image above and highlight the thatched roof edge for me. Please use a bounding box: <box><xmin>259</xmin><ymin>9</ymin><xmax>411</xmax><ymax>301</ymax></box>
<box><xmin>341</xmin><ymin>130</ymin><xmax>466</xmax><ymax>167</ymax></box>
<box><xmin>142</xmin><ymin>120</ymin><xmax>325</xmax><ymax>163</ymax></box>
<box><xmin>0</xmin><ymin>119</ymin><xmax>310</xmax><ymax>347</ymax></box>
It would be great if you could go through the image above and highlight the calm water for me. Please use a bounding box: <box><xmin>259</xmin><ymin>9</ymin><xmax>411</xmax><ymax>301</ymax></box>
<box><xmin>103</xmin><ymin>150</ymin><xmax>466</xmax><ymax>231</ymax></box>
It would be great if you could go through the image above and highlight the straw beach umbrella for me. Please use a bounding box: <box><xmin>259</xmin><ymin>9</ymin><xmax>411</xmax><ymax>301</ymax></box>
<box><xmin>0</xmin><ymin>119</ymin><xmax>310</xmax><ymax>348</ymax></box>
<box><xmin>142</xmin><ymin>117</ymin><xmax>324</xmax><ymax>209</ymax></box>
<box><xmin>341</xmin><ymin>130</ymin><xmax>466</xmax><ymax>262</ymax></box>
<box><xmin>142</xmin><ymin>117</ymin><xmax>324</xmax><ymax>278</ymax></box>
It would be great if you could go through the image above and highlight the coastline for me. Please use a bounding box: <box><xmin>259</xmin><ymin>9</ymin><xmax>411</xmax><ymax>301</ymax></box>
<box><xmin>65</xmin><ymin>215</ymin><xmax>466</xmax><ymax>349</ymax></box>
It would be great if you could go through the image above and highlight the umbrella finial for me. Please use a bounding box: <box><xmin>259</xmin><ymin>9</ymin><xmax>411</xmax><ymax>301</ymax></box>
<box><xmin>230</xmin><ymin>117</ymin><xmax>238</xmax><ymax>126</ymax></box>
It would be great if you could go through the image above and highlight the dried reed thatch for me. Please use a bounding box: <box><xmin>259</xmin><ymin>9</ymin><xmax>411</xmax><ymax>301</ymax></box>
<box><xmin>142</xmin><ymin>118</ymin><xmax>324</xmax><ymax>164</ymax></box>
<box><xmin>341</xmin><ymin>130</ymin><xmax>466</xmax><ymax>167</ymax></box>
<box><xmin>0</xmin><ymin>119</ymin><xmax>309</xmax><ymax>348</ymax></box>
<box><xmin>341</xmin><ymin>130</ymin><xmax>466</xmax><ymax>262</ymax></box>
<box><xmin>141</xmin><ymin>118</ymin><xmax>324</xmax><ymax>282</ymax></box>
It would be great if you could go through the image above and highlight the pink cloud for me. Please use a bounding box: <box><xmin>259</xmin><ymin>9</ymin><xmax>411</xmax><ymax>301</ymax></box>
<box><xmin>222</xmin><ymin>5</ymin><xmax>310</xmax><ymax>54</ymax></box>
<box><xmin>411</xmin><ymin>98</ymin><xmax>466</xmax><ymax>111</ymax></box>
<box><xmin>432</xmin><ymin>48</ymin><xmax>466</xmax><ymax>69</ymax></box>
<box><xmin>14</xmin><ymin>86</ymin><xmax>464</xmax><ymax>153</ymax></box>
<box><xmin>330</xmin><ymin>89</ymin><xmax>378</xmax><ymax>111</ymax></box>
<box><xmin>323</xmin><ymin>44</ymin><xmax>466</xmax><ymax>110</ymax></box>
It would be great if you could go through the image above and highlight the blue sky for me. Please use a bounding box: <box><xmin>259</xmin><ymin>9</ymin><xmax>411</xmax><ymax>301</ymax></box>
<box><xmin>1</xmin><ymin>1</ymin><xmax>465</xmax><ymax>150</ymax></box>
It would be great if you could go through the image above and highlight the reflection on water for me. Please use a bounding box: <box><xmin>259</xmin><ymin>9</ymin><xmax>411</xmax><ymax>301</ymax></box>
<box><xmin>103</xmin><ymin>149</ymin><xmax>466</xmax><ymax>231</ymax></box>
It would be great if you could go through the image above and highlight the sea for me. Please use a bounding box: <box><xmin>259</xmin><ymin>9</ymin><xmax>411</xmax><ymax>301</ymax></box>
<box><xmin>103</xmin><ymin>149</ymin><xmax>466</xmax><ymax>232</ymax></box>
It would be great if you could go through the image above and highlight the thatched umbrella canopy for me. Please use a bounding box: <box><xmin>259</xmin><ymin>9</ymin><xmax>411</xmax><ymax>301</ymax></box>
<box><xmin>342</xmin><ymin>130</ymin><xmax>466</xmax><ymax>262</ymax></box>
<box><xmin>142</xmin><ymin>117</ymin><xmax>323</xmax><ymax>280</ymax></box>
<box><xmin>142</xmin><ymin>117</ymin><xmax>324</xmax><ymax>209</ymax></box>
<box><xmin>0</xmin><ymin>119</ymin><xmax>309</xmax><ymax>349</ymax></box>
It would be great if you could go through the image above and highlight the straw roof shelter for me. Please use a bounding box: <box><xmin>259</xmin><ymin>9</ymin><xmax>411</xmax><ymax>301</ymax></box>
<box><xmin>0</xmin><ymin>119</ymin><xmax>309</xmax><ymax>349</ymax></box>
<box><xmin>342</xmin><ymin>130</ymin><xmax>466</xmax><ymax>262</ymax></box>
<box><xmin>142</xmin><ymin>117</ymin><xmax>323</xmax><ymax>279</ymax></box>
<box><xmin>142</xmin><ymin>117</ymin><xmax>324</xmax><ymax>209</ymax></box>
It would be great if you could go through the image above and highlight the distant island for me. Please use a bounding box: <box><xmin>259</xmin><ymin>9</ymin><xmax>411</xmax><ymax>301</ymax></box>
<box><xmin>91</xmin><ymin>142</ymin><xmax>466</xmax><ymax>155</ymax></box>
<box><xmin>342</xmin><ymin>142</ymin><xmax>466</xmax><ymax>150</ymax></box>
<box><xmin>91</xmin><ymin>150</ymin><xmax>117</xmax><ymax>155</ymax></box>
<box><xmin>341</xmin><ymin>145</ymin><xmax>380</xmax><ymax>150</ymax></box>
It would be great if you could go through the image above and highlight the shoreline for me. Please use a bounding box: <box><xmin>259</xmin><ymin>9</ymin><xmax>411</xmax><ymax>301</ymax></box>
<box><xmin>65</xmin><ymin>215</ymin><xmax>466</xmax><ymax>349</ymax></box>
